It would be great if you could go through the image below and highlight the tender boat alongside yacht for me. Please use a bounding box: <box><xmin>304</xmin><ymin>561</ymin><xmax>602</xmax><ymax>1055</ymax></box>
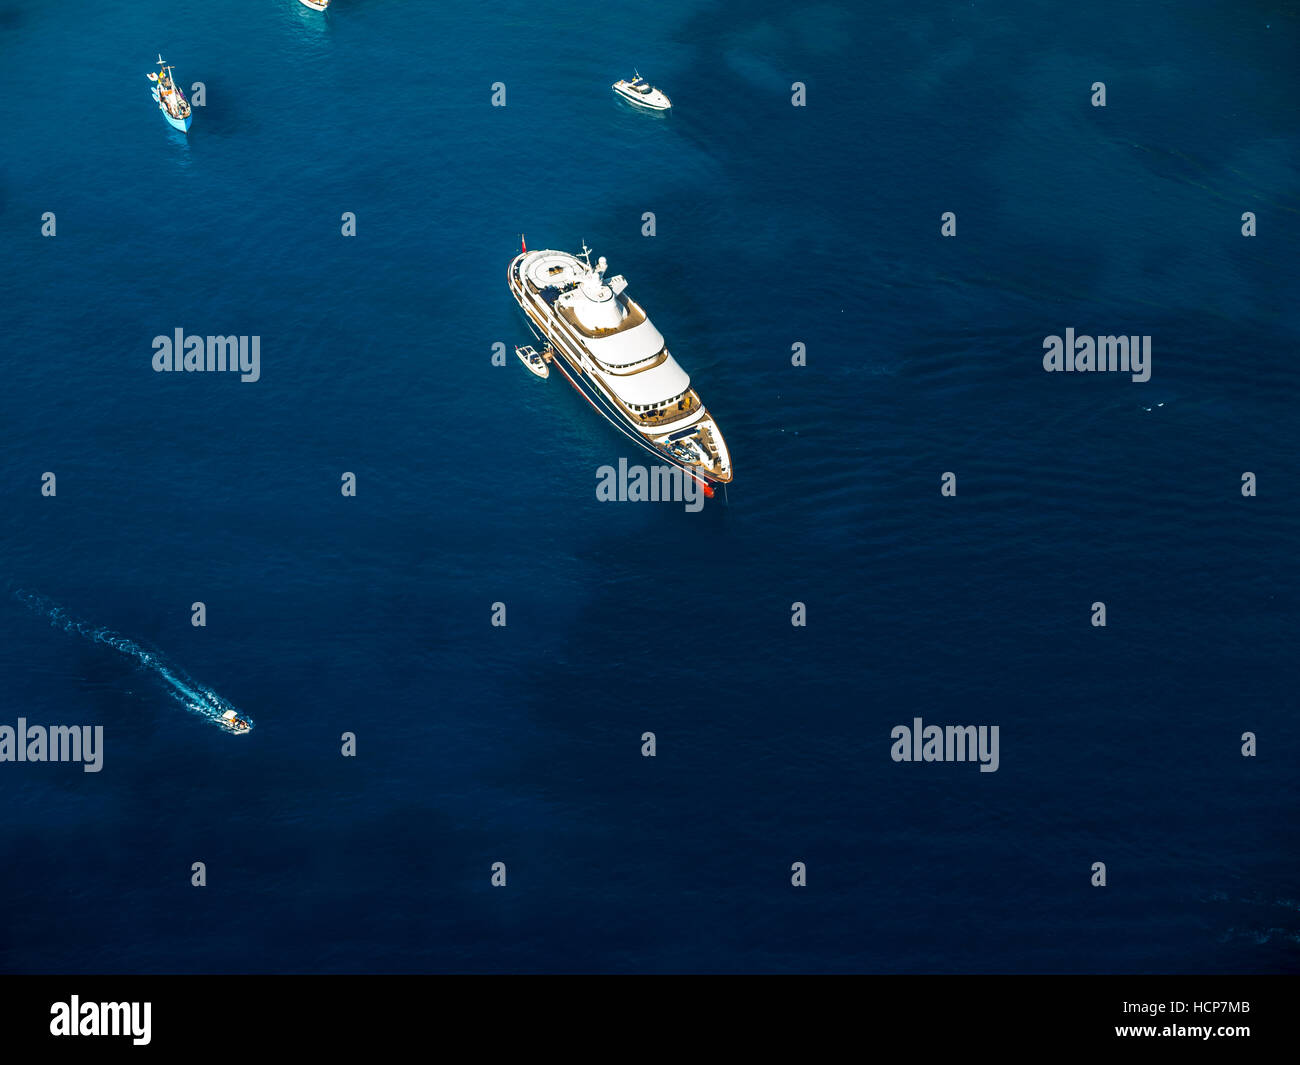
<box><xmin>612</xmin><ymin>73</ymin><xmax>671</xmax><ymax>111</ymax></box>
<box><xmin>148</xmin><ymin>55</ymin><xmax>192</xmax><ymax>132</ymax></box>
<box><xmin>515</xmin><ymin>344</ymin><xmax>550</xmax><ymax>379</ymax></box>
<box><xmin>508</xmin><ymin>241</ymin><xmax>732</xmax><ymax>493</ymax></box>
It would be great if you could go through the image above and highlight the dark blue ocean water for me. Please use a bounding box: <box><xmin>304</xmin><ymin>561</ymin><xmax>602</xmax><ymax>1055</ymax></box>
<box><xmin>1</xmin><ymin>0</ymin><xmax>1297</xmax><ymax>973</ymax></box>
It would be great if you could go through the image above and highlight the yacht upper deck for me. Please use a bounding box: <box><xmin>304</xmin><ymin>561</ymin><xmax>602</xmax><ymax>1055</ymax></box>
<box><xmin>519</xmin><ymin>249</ymin><xmax>666</xmax><ymax>365</ymax></box>
<box><xmin>522</xmin><ymin>251</ymin><xmax>586</xmax><ymax>291</ymax></box>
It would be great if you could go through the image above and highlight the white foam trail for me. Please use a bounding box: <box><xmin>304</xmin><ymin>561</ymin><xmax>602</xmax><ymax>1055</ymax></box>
<box><xmin>14</xmin><ymin>590</ymin><xmax>254</xmax><ymax>733</ymax></box>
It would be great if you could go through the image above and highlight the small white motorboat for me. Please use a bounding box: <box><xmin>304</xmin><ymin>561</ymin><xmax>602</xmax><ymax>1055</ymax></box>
<box><xmin>612</xmin><ymin>72</ymin><xmax>671</xmax><ymax>111</ymax></box>
<box><xmin>515</xmin><ymin>344</ymin><xmax>550</xmax><ymax>379</ymax></box>
<box><xmin>298</xmin><ymin>0</ymin><xmax>329</xmax><ymax>11</ymax></box>
<box><xmin>219</xmin><ymin>709</ymin><xmax>253</xmax><ymax>733</ymax></box>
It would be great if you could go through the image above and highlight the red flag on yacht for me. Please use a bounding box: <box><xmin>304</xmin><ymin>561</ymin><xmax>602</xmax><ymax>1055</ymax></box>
<box><xmin>521</xmin><ymin>234</ymin><xmax>527</xmax><ymax>253</ymax></box>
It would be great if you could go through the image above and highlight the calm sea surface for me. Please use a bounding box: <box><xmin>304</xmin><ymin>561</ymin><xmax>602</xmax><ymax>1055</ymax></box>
<box><xmin>0</xmin><ymin>0</ymin><xmax>1296</xmax><ymax>972</ymax></box>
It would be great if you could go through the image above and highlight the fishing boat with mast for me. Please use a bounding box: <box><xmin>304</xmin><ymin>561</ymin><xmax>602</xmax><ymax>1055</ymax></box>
<box><xmin>148</xmin><ymin>55</ymin><xmax>192</xmax><ymax>133</ymax></box>
<box><xmin>508</xmin><ymin>238</ymin><xmax>732</xmax><ymax>495</ymax></box>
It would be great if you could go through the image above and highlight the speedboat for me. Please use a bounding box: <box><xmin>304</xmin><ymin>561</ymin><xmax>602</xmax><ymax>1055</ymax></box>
<box><xmin>219</xmin><ymin>709</ymin><xmax>252</xmax><ymax>733</ymax></box>
<box><xmin>299</xmin><ymin>0</ymin><xmax>330</xmax><ymax>10</ymax></box>
<box><xmin>514</xmin><ymin>344</ymin><xmax>550</xmax><ymax>379</ymax></box>
<box><xmin>148</xmin><ymin>55</ymin><xmax>192</xmax><ymax>133</ymax></box>
<box><xmin>612</xmin><ymin>73</ymin><xmax>671</xmax><ymax>111</ymax></box>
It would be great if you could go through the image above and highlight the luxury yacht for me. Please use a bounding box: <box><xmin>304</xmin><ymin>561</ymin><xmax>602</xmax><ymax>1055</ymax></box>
<box><xmin>508</xmin><ymin>241</ymin><xmax>732</xmax><ymax>492</ymax></box>
<box><xmin>148</xmin><ymin>55</ymin><xmax>192</xmax><ymax>132</ymax></box>
<box><xmin>612</xmin><ymin>73</ymin><xmax>671</xmax><ymax>111</ymax></box>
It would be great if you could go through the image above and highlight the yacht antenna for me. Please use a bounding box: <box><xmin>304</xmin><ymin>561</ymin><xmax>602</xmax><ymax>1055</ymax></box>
<box><xmin>580</xmin><ymin>241</ymin><xmax>592</xmax><ymax>268</ymax></box>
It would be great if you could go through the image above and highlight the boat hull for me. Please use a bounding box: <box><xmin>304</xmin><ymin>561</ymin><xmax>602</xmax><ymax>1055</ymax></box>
<box><xmin>509</xmin><ymin>260</ymin><xmax>725</xmax><ymax>490</ymax></box>
<box><xmin>151</xmin><ymin>87</ymin><xmax>192</xmax><ymax>132</ymax></box>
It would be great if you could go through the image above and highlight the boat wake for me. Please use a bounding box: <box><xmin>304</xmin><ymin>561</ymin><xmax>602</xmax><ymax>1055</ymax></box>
<box><xmin>13</xmin><ymin>590</ymin><xmax>254</xmax><ymax>734</ymax></box>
